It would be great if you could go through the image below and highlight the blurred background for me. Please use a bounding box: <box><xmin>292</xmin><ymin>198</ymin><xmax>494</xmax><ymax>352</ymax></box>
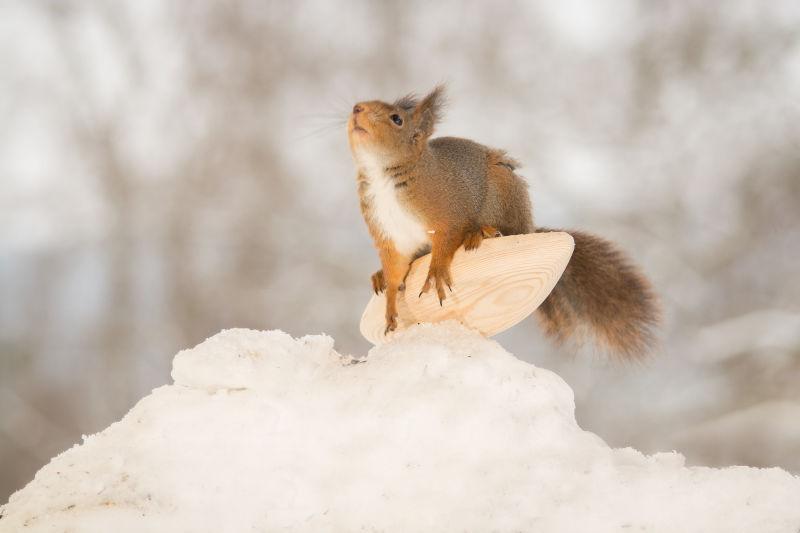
<box><xmin>2</xmin><ymin>0</ymin><xmax>800</xmax><ymax>501</ymax></box>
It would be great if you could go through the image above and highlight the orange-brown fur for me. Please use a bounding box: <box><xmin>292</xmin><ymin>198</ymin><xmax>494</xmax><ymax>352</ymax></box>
<box><xmin>347</xmin><ymin>86</ymin><xmax>660</xmax><ymax>358</ymax></box>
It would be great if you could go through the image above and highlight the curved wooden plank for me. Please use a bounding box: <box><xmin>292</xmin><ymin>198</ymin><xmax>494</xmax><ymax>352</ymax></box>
<box><xmin>360</xmin><ymin>232</ymin><xmax>575</xmax><ymax>345</ymax></box>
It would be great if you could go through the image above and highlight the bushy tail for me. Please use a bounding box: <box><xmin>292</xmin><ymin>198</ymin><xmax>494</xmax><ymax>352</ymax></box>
<box><xmin>535</xmin><ymin>228</ymin><xmax>660</xmax><ymax>360</ymax></box>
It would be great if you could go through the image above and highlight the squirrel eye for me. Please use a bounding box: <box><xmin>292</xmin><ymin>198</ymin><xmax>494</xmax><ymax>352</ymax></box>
<box><xmin>390</xmin><ymin>114</ymin><xmax>403</xmax><ymax>126</ymax></box>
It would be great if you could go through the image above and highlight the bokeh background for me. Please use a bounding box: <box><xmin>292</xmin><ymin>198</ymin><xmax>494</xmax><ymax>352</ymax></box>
<box><xmin>2</xmin><ymin>0</ymin><xmax>800</xmax><ymax>501</ymax></box>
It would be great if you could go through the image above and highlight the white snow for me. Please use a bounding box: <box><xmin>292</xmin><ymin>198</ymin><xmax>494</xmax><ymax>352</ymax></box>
<box><xmin>1</xmin><ymin>323</ymin><xmax>799</xmax><ymax>532</ymax></box>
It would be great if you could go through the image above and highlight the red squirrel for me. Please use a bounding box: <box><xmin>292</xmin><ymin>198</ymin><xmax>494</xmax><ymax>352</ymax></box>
<box><xmin>347</xmin><ymin>86</ymin><xmax>659</xmax><ymax>359</ymax></box>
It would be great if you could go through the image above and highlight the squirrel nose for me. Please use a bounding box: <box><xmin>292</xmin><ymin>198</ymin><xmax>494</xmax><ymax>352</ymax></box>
<box><xmin>353</xmin><ymin>104</ymin><xmax>364</xmax><ymax>115</ymax></box>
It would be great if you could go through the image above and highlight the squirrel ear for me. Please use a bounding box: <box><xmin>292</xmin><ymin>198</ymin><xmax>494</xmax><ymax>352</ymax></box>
<box><xmin>394</xmin><ymin>92</ymin><xmax>418</xmax><ymax>112</ymax></box>
<box><xmin>412</xmin><ymin>85</ymin><xmax>446</xmax><ymax>141</ymax></box>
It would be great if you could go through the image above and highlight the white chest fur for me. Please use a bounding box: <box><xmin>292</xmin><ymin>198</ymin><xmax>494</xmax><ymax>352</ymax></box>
<box><xmin>356</xmin><ymin>150</ymin><xmax>429</xmax><ymax>257</ymax></box>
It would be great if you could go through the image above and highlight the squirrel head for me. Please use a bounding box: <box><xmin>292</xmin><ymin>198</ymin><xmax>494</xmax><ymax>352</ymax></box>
<box><xmin>348</xmin><ymin>85</ymin><xmax>445</xmax><ymax>168</ymax></box>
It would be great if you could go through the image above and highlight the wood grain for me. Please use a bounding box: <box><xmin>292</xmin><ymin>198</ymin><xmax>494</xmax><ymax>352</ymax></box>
<box><xmin>360</xmin><ymin>231</ymin><xmax>575</xmax><ymax>345</ymax></box>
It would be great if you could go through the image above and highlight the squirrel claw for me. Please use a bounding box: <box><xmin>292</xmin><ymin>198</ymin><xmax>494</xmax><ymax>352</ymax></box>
<box><xmin>420</xmin><ymin>266</ymin><xmax>452</xmax><ymax>304</ymax></box>
<box><xmin>371</xmin><ymin>270</ymin><xmax>388</xmax><ymax>295</ymax></box>
<box><xmin>373</xmin><ymin>270</ymin><xmax>405</xmax><ymax>295</ymax></box>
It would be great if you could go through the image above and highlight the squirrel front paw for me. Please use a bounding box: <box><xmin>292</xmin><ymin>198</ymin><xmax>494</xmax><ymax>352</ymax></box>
<box><xmin>419</xmin><ymin>265</ymin><xmax>453</xmax><ymax>305</ymax></box>
<box><xmin>371</xmin><ymin>270</ymin><xmax>386</xmax><ymax>294</ymax></box>
<box><xmin>371</xmin><ymin>270</ymin><xmax>405</xmax><ymax>295</ymax></box>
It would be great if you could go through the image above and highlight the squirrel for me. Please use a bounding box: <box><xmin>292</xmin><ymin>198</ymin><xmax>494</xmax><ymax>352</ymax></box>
<box><xmin>347</xmin><ymin>85</ymin><xmax>659</xmax><ymax>359</ymax></box>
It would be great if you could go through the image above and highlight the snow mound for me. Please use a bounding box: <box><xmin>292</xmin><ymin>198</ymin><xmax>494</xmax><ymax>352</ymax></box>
<box><xmin>2</xmin><ymin>323</ymin><xmax>799</xmax><ymax>532</ymax></box>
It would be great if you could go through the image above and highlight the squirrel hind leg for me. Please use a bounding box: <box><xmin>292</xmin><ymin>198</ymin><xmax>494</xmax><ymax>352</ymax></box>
<box><xmin>463</xmin><ymin>226</ymin><xmax>502</xmax><ymax>251</ymax></box>
<box><xmin>483</xmin><ymin>226</ymin><xmax>502</xmax><ymax>238</ymax></box>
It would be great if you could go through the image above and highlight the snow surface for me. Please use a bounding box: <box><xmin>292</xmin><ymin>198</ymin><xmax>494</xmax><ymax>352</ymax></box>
<box><xmin>1</xmin><ymin>323</ymin><xmax>799</xmax><ymax>532</ymax></box>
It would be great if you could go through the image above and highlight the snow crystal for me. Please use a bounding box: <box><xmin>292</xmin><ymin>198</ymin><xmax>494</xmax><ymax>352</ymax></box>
<box><xmin>1</xmin><ymin>322</ymin><xmax>798</xmax><ymax>532</ymax></box>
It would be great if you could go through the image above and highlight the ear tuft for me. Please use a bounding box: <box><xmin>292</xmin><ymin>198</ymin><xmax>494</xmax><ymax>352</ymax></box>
<box><xmin>394</xmin><ymin>93</ymin><xmax>418</xmax><ymax>111</ymax></box>
<box><xmin>412</xmin><ymin>85</ymin><xmax>447</xmax><ymax>140</ymax></box>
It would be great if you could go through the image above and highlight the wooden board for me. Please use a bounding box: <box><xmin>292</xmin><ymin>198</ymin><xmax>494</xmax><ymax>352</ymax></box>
<box><xmin>360</xmin><ymin>232</ymin><xmax>575</xmax><ymax>345</ymax></box>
